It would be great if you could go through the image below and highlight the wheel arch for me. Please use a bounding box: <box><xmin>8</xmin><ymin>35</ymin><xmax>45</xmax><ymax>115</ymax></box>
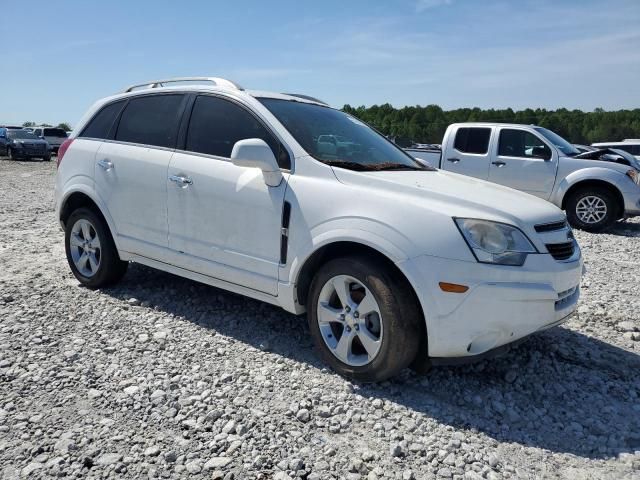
<box><xmin>294</xmin><ymin>241</ymin><xmax>425</xmax><ymax>321</ymax></box>
<box><xmin>59</xmin><ymin>190</ymin><xmax>120</xmax><ymax>249</ymax></box>
<box><xmin>561</xmin><ymin>179</ymin><xmax>624</xmax><ymax>218</ymax></box>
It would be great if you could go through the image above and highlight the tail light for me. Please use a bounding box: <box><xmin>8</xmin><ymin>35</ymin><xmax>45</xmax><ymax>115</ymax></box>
<box><xmin>56</xmin><ymin>138</ymin><xmax>74</xmax><ymax>168</ymax></box>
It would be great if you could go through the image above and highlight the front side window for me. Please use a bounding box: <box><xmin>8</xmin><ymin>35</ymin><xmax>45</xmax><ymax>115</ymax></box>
<box><xmin>259</xmin><ymin>98</ymin><xmax>430</xmax><ymax>171</ymax></box>
<box><xmin>80</xmin><ymin>100</ymin><xmax>126</xmax><ymax>140</ymax></box>
<box><xmin>185</xmin><ymin>95</ymin><xmax>289</xmax><ymax>168</ymax></box>
<box><xmin>454</xmin><ymin>127</ymin><xmax>491</xmax><ymax>154</ymax></box>
<box><xmin>115</xmin><ymin>94</ymin><xmax>185</xmax><ymax>148</ymax></box>
<box><xmin>499</xmin><ymin>129</ymin><xmax>551</xmax><ymax>160</ymax></box>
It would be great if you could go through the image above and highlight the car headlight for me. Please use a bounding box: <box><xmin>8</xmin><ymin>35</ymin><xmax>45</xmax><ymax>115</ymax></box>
<box><xmin>626</xmin><ymin>169</ymin><xmax>640</xmax><ymax>185</ymax></box>
<box><xmin>454</xmin><ymin>218</ymin><xmax>537</xmax><ymax>266</ymax></box>
<box><xmin>12</xmin><ymin>141</ymin><xmax>23</xmax><ymax>148</ymax></box>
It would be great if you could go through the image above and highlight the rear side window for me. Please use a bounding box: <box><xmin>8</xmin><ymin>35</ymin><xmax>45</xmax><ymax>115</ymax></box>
<box><xmin>115</xmin><ymin>94</ymin><xmax>184</xmax><ymax>148</ymax></box>
<box><xmin>44</xmin><ymin>128</ymin><xmax>67</xmax><ymax>137</ymax></box>
<box><xmin>454</xmin><ymin>127</ymin><xmax>491</xmax><ymax>154</ymax></box>
<box><xmin>186</xmin><ymin>95</ymin><xmax>290</xmax><ymax>168</ymax></box>
<box><xmin>80</xmin><ymin>101</ymin><xmax>125</xmax><ymax>140</ymax></box>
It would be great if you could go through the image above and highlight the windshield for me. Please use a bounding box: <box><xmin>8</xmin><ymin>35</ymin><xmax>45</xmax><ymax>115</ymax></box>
<box><xmin>534</xmin><ymin>127</ymin><xmax>580</xmax><ymax>156</ymax></box>
<box><xmin>7</xmin><ymin>130</ymin><xmax>39</xmax><ymax>140</ymax></box>
<box><xmin>259</xmin><ymin>98</ymin><xmax>431</xmax><ymax>171</ymax></box>
<box><xmin>44</xmin><ymin>128</ymin><xmax>68</xmax><ymax>138</ymax></box>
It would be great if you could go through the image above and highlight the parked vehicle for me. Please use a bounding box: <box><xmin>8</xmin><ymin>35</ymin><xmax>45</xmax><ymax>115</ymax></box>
<box><xmin>408</xmin><ymin>123</ymin><xmax>640</xmax><ymax>232</ymax></box>
<box><xmin>55</xmin><ymin>77</ymin><xmax>583</xmax><ymax>381</ymax></box>
<box><xmin>592</xmin><ymin>140</ymin><xmax>640</xmax><ymax>160</ymax></box>
<box><xmin>1</xmin><ymin>128</ymin><xmax>51</xmax><ymax>161</ymax></box>
<box><xmin>31</xmin><ymin>127</ymin><xmax>68</xmax><ymax>154</ymax></box>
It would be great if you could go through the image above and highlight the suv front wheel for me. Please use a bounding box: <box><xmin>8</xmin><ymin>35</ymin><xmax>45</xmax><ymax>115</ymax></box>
<box><xmin>307</xmin><ymin>255</ymin><xmax>423</xmax><ymax>382</ymax></box>
<box><xmin>65</xmin><ymin>208</ymin><xmax>128</xmax><ymax>288</ymax></box>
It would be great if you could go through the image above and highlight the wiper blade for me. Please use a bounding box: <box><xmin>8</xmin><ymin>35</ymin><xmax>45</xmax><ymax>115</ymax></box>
<box><xmin>324</xmin><ymin>160</ymin><xmax>374</xmax><ymax>171</ymax></box>
<box><xmin>325</xmin><ymin>160</ymin><xmax>432</xmax><ymax>172</ymax></box>
<box><xmin>372</xmin><ymin>162</ymin><xmax>428</xmax><ymax>171</ymax></box>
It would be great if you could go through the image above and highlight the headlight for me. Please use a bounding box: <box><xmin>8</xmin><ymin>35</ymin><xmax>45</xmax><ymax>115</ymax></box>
<box><xmin>455</xmin><ymin>218</ymin><xmax>537</xmax><ymax>266</ymax></box>
<box><xmin>12</xmin><ymin>141</ymin><xmax>23</xmax><ymax>148</ymax></box>
<box><xmin>626</xmin><ymin>169</ymin><xmax>640</xmax><ymax>185</ymax></box>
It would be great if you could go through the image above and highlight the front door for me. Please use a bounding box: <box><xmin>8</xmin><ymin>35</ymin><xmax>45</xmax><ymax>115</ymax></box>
<box><xmin>489</xmin><ymin>128</ymin><xmax>557</xmax><ymax>199</ymax></box>
<box><xmin>167</xmin><ymin>94</ymin><xmax>288</xmax><ymax>295</ymax></box>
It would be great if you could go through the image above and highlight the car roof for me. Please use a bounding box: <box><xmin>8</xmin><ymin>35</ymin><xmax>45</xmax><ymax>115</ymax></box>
<box><xmin>449</xmin><ymin>122</ymin><xmax>542</xmax><ymax>129</ymax></box>
<box><xmin>592</xmin><ymin>141</ymin><xmax>640</xmax><ymax>146</ymax></box>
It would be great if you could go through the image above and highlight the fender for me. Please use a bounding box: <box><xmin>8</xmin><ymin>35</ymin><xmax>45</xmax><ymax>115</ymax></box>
<box><xmin>550</xmin><ymin>166</ymin><xmax>630</xmax><ymax>207</ymax></box>
<box><xmin>58</xmin><ymin>179</ymin><xmax>121</xmax><ymax>251</ymax></box>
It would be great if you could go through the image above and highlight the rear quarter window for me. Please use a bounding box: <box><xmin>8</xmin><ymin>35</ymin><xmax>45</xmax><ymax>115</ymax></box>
<box><xmin>80</xmin><ymin>100</ymin><xmax>126</xmax><ymax>140</ymax></box>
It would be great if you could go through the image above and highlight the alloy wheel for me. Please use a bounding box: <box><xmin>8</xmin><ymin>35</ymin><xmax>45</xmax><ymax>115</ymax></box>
<box><xmin>316</xmin><ymin>275</ymin><xmax>383</xmax><ymax>367</ymax></box>
<box><xmin>69</xmin><ymin>218</ymin><xmax>102</xmax><ymax>277</ymax></box>
<box><xmin>576</xmin><ymin>195</ymin><xmax>607</xmax><ymax>224</ymax></box>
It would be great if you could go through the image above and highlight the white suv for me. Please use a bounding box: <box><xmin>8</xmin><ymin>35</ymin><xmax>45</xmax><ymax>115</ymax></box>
<box><xmin>55</xmin><ymin>77</ymin><xmax>583</xmax><ymax>381</ymax></box>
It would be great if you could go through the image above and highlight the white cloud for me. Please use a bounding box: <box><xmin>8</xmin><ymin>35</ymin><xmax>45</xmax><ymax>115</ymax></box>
<box><xmin>415</xmin><ymin>0</ymin><xmax>453</xmax><ymax>12</ymax></box>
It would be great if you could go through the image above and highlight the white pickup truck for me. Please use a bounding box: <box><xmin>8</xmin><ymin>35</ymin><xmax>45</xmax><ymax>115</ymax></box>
<box><xmin>407</xmin><ymin>123</ymin><xmax>640</xmax><ymax>231</ymax></box>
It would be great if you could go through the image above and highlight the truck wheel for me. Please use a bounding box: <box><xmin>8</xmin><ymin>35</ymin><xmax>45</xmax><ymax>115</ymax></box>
<box><xmin>566</xmin><ymin>187</ymin><xmax>618</xmax><ymax>232</ymax></box>
<box><xmin>307</xmin><ymin>255</ymin><xmax>423</xmax><ymax>382</ymax></box>
<box><xmin>65</xmin><ymin>208</ymin><xmax>128</xmax><ymax>288</ymax></box>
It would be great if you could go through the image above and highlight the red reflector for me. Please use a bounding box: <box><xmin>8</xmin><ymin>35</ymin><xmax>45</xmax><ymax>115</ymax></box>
<box><xmin>56</xmin><ymin>138</ymin><xmax>74</xmax><ymax>168</ymax></box>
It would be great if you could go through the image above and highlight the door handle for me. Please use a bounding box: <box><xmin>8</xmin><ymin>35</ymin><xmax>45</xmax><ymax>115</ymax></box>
<box><xmin>169</xmin><ymin>174</ymin><xmax>193</xmax><ymax>187</ymax></box>
<box><xmin>97</xmin><ymin>159</ymin><xmax>113</xmax><ymax>171</ymax></box>
<box><xmin>447</xmin><ymin>158</ymin><xmax>460</xmax><ymax>164</ymax></box>
<box><xmin>492</xmin><ymin>161</ymin><xmax>506</xmax><ymax>167</ymax></box>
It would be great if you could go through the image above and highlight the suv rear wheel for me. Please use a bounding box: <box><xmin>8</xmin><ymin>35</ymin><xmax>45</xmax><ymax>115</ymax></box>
<box><xmin>307</xmin><ymin>255</ymin><xmax>422</xmax><ymax>382</ymax></box>
<box><xmin>65</xmin><ymin>208</ymin><xmax>128</xmax><ymax>288</ymax></box>
<box><xmin>566</xmin><ymin>187</ymin><xmax>618</xmax><ymax>232</ymax></box>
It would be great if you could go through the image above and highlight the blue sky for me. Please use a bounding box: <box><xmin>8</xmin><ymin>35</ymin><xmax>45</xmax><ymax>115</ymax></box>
<box><xmin>1</xmin><ymin>0</ymin><xmax>639</xmax><ymax>126</ymax></box>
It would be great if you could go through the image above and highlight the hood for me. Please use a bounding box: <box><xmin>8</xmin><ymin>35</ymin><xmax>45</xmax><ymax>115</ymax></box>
<box><xmin>574</xmin><ymin>148</ymin><xmax>640</xmax><ymax>170</ymax></box>
<box><xmin>331</xmin><ymin>167</ymin><xmax>565</xmax><ymax>230</ymax></box>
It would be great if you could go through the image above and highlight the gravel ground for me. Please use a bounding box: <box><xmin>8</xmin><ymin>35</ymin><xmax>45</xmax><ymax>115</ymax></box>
<box><xmin>0</xmin><ymin>158</ymin><xmax>639</xmax><ymax>480</ymax></box>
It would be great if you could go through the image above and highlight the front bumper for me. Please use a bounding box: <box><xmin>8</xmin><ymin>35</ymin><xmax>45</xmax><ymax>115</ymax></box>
<box><xmin>12</xmin><ymin>148</ymin><xmax>48</xmax><ymax>158</ymax></box>
<box><xmin>399</xmin><ymin>249</ymin><xmax>583</xmax><ymax>359</ymax></box>
<box><xmin>622</xmin><ymin>190</ymin><xmax>640</xmax><ymax>216</ymax></box>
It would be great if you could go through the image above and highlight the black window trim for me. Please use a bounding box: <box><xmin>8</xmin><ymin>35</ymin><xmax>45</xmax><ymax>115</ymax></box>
<box><xmin>496</xmin><ymin>127</ymin><xmax>553</xmax><ymax>161</ymax></box>
<box><xmin>78</xmin><ymin>99</ymin><xmax>127</xmax><ymax>141</ymax></box>
<box><xmin>178</xmin><ymin>92</ymin><xmax>292</xmax><ymax>171</ymax></box>
<box><xmin>453</xmin><ymin>126</ymin><xmax>492</xmax><ymax>156</ymax></box>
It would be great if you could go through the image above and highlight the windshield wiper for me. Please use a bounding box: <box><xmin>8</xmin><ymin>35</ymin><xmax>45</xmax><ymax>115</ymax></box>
<box><xmin>325</xmin><ymin>160</ymin><xmax>430</xmax><ymax>172</ymax></box>
<box><xmin>372</xmin><ymin>162</ymin><xmax>430</xmax><ymax>171</ymax></box>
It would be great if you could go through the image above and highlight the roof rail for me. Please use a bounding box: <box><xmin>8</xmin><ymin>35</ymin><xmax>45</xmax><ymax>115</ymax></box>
<box><xmin>282</xmin><ymin>93</ymin><xmax>328</xmax><ymax>106</ymax></box>
<box><xmin>122</xmin><ymin>77</ymin><xmax>244</xmax><ymax>93</ymax></box>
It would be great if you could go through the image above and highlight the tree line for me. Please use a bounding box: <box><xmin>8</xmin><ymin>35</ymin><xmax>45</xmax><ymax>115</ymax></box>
<box><xmin>341</xmin><ymin>104</ymin><xmax>640</xmax><ymax>145</ymax></box>
<box><xmin>22</xmin><ymin>121</ymin><xmax>72</xmax><ymax>132</ymax></box>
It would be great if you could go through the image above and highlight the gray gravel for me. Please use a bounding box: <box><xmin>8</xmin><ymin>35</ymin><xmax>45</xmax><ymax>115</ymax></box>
<box><xmin>0</xmin><ymin>158</ymin><xmax>639</xmax><ymax>479</ymax></box>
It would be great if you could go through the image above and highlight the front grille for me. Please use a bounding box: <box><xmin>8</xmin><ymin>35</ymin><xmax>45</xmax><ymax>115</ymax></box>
<box><xmin>546</xmin><ymin>241</ymin><xmax>575</xmax><ymax>260</ymax></box>
<box><xmin>535</xmin><ymin>220</ymin><xmax>567</xmax><ymax>233</ymax></box>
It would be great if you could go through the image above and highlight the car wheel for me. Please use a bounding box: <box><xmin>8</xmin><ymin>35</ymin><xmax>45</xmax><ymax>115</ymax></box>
<box><xmin>43</xmin><ymin>153</ymin><xmax>52</xmax><ymax>161</ymax></box>
<box><xmin>7</xmin><ymin>147</ymin><xmax>16</xmax><ymax>160</ymax></box>
<box><xmin>566</xmin><ymin>187</ymin><xmax>618</xmax><ymax>232</ymax></box>
<box><xmin>307</xmin><ymin>255</ymin><xmax>423</xmax><ymax>382</ymax></box>
<box><xmin>65</xmin><ymin>207</ymin><xmax>128</xmax><ymax>288</ymax></box>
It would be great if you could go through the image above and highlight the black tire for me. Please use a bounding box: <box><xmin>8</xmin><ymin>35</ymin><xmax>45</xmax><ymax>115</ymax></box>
<box><xmin>566</xmin><ymin>187</ymin><xmax>618</xmax><ymax>232</ymax></box>
<box><xmin>307</xmin><ymin>255</ymin><xmax>423</xmax><ymax>382</ymax></box>
<box><xmin>65</xmin><ymin>207</ymin><xmax>128</xmax><ymax>288</ymax></box>
<box><xmin>43</xmin><ymin>153</ymin><xmax>52</xmax><ymax>161</ymax></box>
<box><xmin>7</xmin><ymin>147</ymin><xmax>17</xmax><ymax>160</ymax></box>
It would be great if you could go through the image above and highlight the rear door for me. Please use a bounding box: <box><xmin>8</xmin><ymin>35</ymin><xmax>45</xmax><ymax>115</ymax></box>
<box><xmin>442</xmin><ymin>126</ymin><xmax>492</xmax><ymax>179</ymax></box>
<box><xmin>94</xmin><ymin>93</ymin><xmax>188</xmax><ymax>255</ymax></box>
<box><xmin>167</xmin><ymin>94</ymin><xmax>288</xmax><ymax>295</ymax></box>
<box><xmin>488</xmin><ymin>127</ymin><xmax>557</xmax><ymax>198</ymax></box>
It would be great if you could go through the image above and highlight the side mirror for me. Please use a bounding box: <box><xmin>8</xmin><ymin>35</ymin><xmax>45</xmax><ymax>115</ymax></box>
<box><xmin>532</xmin><ymin>146</ymin><xmax>552</xmax><ymax>161</ymax></box>
<box><xmin>231</xmin><ymin>138</ymin><xmax>283</xmax><ymax>187</ymax></box>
